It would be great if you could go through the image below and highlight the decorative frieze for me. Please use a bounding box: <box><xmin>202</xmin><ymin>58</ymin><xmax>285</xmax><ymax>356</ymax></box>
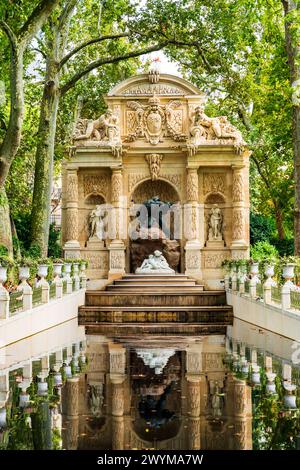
<box><xmin>80</xmin><ymin>251</ymin><xmax>108</xmax><ymax>271</ymax></box>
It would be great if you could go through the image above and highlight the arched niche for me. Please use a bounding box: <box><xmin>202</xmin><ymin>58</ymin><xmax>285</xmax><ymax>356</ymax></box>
<box><xmin>204</xmin><ymin>192</ymin><xmax>226</xmax><ymax>205</ymax></box>
<box><xmin>131</xmin><ymin>178</ymin><xmax>180</xmax><ymax>204</ymax></box>
<box><xmin>84</xmin><ymin>193</ymin><xmax>106</xmax><ymax>206</ymax></box>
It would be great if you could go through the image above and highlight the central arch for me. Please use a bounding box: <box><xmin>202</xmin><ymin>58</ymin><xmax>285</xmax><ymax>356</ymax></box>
<box><xmin>128</xmin><ymin>178</ymin><xmax>181</xmax><ymax>273</ymax></box>
<box><xmin>131</xmin><ymin>178</ymin><xmax>180</xmax><ymax>204</ymax></box>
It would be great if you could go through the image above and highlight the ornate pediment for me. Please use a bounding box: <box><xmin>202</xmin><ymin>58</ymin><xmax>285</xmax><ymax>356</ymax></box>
<box><xmin>107</xmin><ymin>73</ymin><xmax>204</xmax><ymax>98</ymax></box>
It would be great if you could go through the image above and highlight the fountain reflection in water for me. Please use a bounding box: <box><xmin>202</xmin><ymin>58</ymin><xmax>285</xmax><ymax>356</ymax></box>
<box><xmin>0</xmin><ymin>318</ymin><xmax>300</xmax><ymax>450</ymax></box>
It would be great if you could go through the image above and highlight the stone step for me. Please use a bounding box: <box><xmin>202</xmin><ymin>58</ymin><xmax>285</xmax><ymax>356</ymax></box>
<box><xmin>83</xmin><ymin>323</ymin><xmax>229</xmax><ymax>336</ymax></box>
<box><xmin>113</xmin><ymin>279</ymin><xmax>197</xmax><ymax>286</ymax></box>
<box><xmin>79</xmin><ymin>305</ymin><xmax>233</xmax><ymax>311</ymax></box>
<box><xmin>106</xmin><ymin>285</ymin><xmax>204</xmax><ymax>292</ymax></box>
<box><xmin>85</xmin><ymin>290</ymin><xmax>226</xmax><ymax>307</ymax></box>
<box><xmin>121</xmin><ymin>274</ymin><xmax>190</xmax><ymax>280</ymax></box>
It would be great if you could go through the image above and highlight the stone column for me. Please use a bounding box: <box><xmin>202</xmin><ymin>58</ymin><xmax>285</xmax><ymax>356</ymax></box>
<box><xmin>231</xmin><ymin>164</ymin><xmax>249</xmax><ymax>258</ymax></box>
<box><xmin>62</xmin><ymin>376</ymin><xmax>79</xmax><ymax>450</ymax></box>
<box><xmin>109</xmin><ymin>168</ymin><xmax>126</xmax><ymax>277</ymax></box>
<box><xmin>225</xmin><ymin>374</ymin><xmax>252</xmax><ymax>450</ymax></box>
<box><xmin>184</xmin><ymin>167</ymin><xmax>202</xmax><ymax>278</ymax></box>
<box><xmin>63</xmin><ymin>169</ymin><xmax>81</xmax><ymax>258</ymax></box>
<box><xmin>111</xmin><ymin>374</ymin><xmax>125</xmax><ymax>450</ymax></box>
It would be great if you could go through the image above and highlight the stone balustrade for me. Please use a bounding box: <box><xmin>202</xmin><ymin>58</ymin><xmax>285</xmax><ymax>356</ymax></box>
<box><xmin>0</xmin><ymin>262</ymin><xmax>87</xmax><ymax>321</ymax></box>
<box><xmin>224</xmin><ymin>261</ymin><xmax>300</xmax><ymax>312</ymax></box>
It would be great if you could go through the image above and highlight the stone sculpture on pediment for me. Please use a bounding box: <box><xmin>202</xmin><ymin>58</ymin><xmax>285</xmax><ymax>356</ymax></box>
<box><xmin>72</xmin><ymin>109</ymin><xmax>122</xmax><ymax>157</ymax></box>
<box><xmin>126</xmin><ymin>95</ymin><xmax>185</xmax><ymax>145</ymax></box>
<box><xmin>188</xmin><ymin>105</ymin><xmax>245</xmax><ymax>154</ymax></box>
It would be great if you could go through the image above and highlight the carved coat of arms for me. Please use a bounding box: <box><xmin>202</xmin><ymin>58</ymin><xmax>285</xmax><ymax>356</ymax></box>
<box><xmin>126</xmin><ymin>95</ymin><xmax>185</xmax><ymax>145</ymax></box>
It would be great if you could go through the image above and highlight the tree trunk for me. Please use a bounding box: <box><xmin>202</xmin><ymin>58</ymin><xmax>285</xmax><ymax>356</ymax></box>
<box><xmin>30</xmin><ymin>57</ymin><xmax>60</xmax><ymax>256</ymax></box>
<box><xmin>274</xmin><ymin>205</ymin><xmax>286</xmax><ymax>241</ymax></box>
<box><xmin>0</xmin><ymin>42</ymin><xmax>25</xmax><ymax>254</ymax></box>
<box><xmin>282</xmin><ymin>0</ymin><xmax>300</xmax><ymax>254</ymax></box>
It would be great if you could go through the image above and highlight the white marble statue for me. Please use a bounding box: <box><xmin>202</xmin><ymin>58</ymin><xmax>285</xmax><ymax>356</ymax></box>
<box><xmin>136</xmin><ymin>250</ymin><xmax>175</xmax><ymax>274</ymax></box>
<box><xmin>89</xmin><ymin>205</ymin><xmax>105</xmax><ymax>240</ymax></box>
<box><xmin>208</xmin><ymin>204</ymin><xmax>223</xmax><ymax>241</ymax></box>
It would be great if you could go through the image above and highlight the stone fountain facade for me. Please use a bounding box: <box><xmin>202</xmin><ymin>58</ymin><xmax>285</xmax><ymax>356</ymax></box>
<box><xmin>61</xmin><ymin>71</ymin><xmax>250</xmax><ymax>288</ymax></box>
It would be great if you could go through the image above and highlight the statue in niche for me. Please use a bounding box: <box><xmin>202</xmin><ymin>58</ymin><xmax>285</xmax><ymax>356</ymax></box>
<box><xmin>88</xmin><ymin>384</ymin><xmax>104</xmax><ymax>418</ymax></box>
<box><xmin>208</xmin><ymin>204</ymin><xmax>223</xmax><ymax>241</ymax></box>
<box><xmin>136</xmin><ymin>250</ymin><xmax>175</xmax><ymax>274</ymax></box>
<box><xmin>73</xmin><ymin>109</ymin><xmax>120</xmax><ymax>143</ymax></box>
<box><xmin>89</xmin><ymin>205</ymin><xmax>105</xmax><ymax>240</ymax></box>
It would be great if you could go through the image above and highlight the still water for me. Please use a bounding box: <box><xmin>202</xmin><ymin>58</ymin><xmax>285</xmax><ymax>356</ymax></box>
<box><xmin>0</xmin><ymin>318</ymin><xmax>300</xmax><ymax>450</ymax></box>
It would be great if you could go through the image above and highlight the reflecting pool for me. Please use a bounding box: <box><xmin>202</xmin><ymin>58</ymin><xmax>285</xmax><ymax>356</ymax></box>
<box><xmin>0</xmin><ymin>318</ymin><xmax>300</xmax><ymax>450</ymax></box>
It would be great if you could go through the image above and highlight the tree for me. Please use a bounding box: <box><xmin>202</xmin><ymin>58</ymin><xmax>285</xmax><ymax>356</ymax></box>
<box><xmin>281</xmin><ymin>0</ymin><xmax>300</xmax><ymax>253</ymax></box>
<box><xmin>0</xmin><ymin>0</ymin><xmax>61</xmax><ymax>253</ymax></box>
<box><xmin>29</xmin><ymin>0</ymin><xmax>170</xmax><ymax>255</ymax></box>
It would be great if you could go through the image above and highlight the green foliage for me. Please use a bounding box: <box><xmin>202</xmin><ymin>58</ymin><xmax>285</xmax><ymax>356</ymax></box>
<box><xmin>250</xmin><ymin>241</ymin><xmax>280</xmax><ymax>261</ymax></box>
<box><xmin>250</xmin><ymin>212</ymin><xmax>276</xmax><ymax>245</ymax></box>
<box><xmin>0</xmin><ymin>245</ymin><xmax>8</xmax><ymax>256</ymax></box>
<box><xmin>47</xmin><ymin>224</ymin><xmax>62</xmax><ymax>258</ymax></box>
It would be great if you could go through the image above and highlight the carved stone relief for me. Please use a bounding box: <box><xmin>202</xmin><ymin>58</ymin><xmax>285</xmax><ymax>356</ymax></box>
<box><xmin>83</xmin><ymin>175</ymin><xmax>109</xmax><ymax>198</ymax></box>
<box><xmin>145</xmin><ymin>153</ymin><xmax>163</xmax><ymax>180</ymax></box>
<box><xmin>111</xmin><ymin>171</ymin><xmax>123</xmax><ymax>203</ymax></box>
<box><xmin>203</xmin><ymin>174</ymin><xmax>225</xmax><ymax>195</ymax></box>
<box><xmin>110</xmin><ymin>252</ymin><xmax>125</xmax><ymax>270</ymax></box>
<box><xmin>232</xmin><ymin>209</ymin><xmax>245</xmax><ymax>240</ymax></box>
<box><xmin>66</xmin><ymin>210</ymin><xmax>78</xmax><ymax>241</ymax></box>
<box><xmin>121</xmin><ymin>83</ymin><xmax>187</xmax><ymax>96</ymax></box>
<box><xmin>204</xmin><ymin>253</ymin><xmax>228</xmax><ymax>268</ymax></box>
<box><xmin>81</xmin><ymin>251</ymin><xmax>108</xmax><ymax>271</ymax></box>
<box><xmin>67</xmin><ymin>173</ymin><xmax>78</xmax><ymax>201</ymax></box>
<box><xmin>185</xmin><ymin>251</ymin><xmax>201</xmax><ymax>270</ymax></box>
<box><xmin>186</xmin><ymin>170</ymin><xmax>198</xmax><ymax>202</ymax></box>
<box><xmin>203</xmin><ymin>353</ymin><xmax>224</xmax><ymax>371</ymax></box>
<box><xmin>232</xmin><ymin>172</ymin><xmax>244</xmax><ymax>203</ymax></box>
<box><xmin>126</xmin><ymin>96</ymin><xmax>185</xmax><ymax>144</ymax></box>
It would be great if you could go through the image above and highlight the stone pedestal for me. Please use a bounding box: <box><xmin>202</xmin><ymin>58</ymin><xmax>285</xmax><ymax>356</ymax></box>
<box><xmin>86</xmin><ymin>238</ymin><xmax>105</xmax><ymax>249</ymax></box>
<box><xmin>185</xmin><ymin>240</ymin><xmax>202</xmax><ymax>278</ymax></box>
<box><xmin>108</xmin><ymin>240</ymin><xmax>126</xmax><ymax>278</ymax></box>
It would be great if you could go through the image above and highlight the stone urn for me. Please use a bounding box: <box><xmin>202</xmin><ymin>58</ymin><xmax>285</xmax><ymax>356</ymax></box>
<box><xmin>54</xmin><ymin>373</ymin><xmax>63</xmax><ymax>387</ymax></box>
<box><xmin>0</xmin><ymin>266</ymin><xmax>7</xmax><ymax>285</ymax></box>
<box><xmin>37</xmin><ymin>381</ymin><xmax>48</xmax><ymax>396</ymax></box>
<box><xmin>38</xmin><ymin>264</ymin><xmax>48</xmax><ymax>278</ymax></box>
<box><xmin>250</xmin><ymin>262</ymin><xmax>259</xmax><ymax>276</ymax></box>
<box><xmin>53</xmin><ymin>263</ymin><xmax>63</xmax><ymax>277</ymax></box>
<box><xmin>18</xmin><ymin>266</ymin><xmax>30</xmax><ymax>282</ymax></box>
<box><xmin>73</xmin><ymin>263</ymin><xmax>79</xmax><ymax>275</ymax></box>
<box><xmin>63</xmin><ymin>263</ymin><xmax>72</xmax><ymax>278</ymax></box>
<box><xmin>0</xmin><ymin>407</ymin><xmax>6</xmax><ymax>428</ymax></box>
<box><xmin>283</xmin><ymin>394</ymin><xmax>297</xmax><ymax>409</ymax></box>
<box><xmin>266</xmin><ymin>372</ymin><xmax>277</xmax><ymax>394</ymax></box>
<box><xmin>241</xmin><ymin>360</ymin><xmax>249</xmax><ymax>375</ymax></box>
<box><xmin>251</xmin><ymin>365</ymin><xmax>261</xmax><ymax>385</ymax></box>
<box><xmin>19</xmin><ymin>393</ymin><xmax>30</xmax><ymax>408</ymax></box>
<box><xmin>264</xmin><ymin>264</ymin><xmax>275</xmax><ymax>278</ymax></box>
<box><xmin>63</xmin><ymin>365</ymin><xmax>72</xmax><ymax>378</ymax></box>
<box><xmin>282</xmin><ymin>264</ymin><xmax>295</xmax><ymax>282</ymax></box>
